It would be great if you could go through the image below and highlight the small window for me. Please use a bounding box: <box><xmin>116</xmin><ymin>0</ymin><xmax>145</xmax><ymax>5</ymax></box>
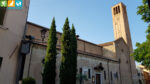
<box><xmin>113</xmin><ymin>8</ymin><xmax>116</xmax><ymax>15</ymax></box>
<box><xmin>88</xmin><ymin>69</ymin><xmax>91</xmax><ymax>79</ymax></box>
<box><xmin>80</xmin><ymin>68</ymin><xmax>82</xmax><ymax>74</ymax></box>
<box><xmin>79</xmin><ymin>68</ymin><xmax>83</xmax><ymax>84</ymax></box>
<box><xmin>104</xmin><ymin>71</ymin><xmax>106</xmax><ymax>80</ymax></box>
<box><xmin>115</xmin><ymin>7</ymin><xmax>117</xmax><ymax>15</ymax></box>
<box><xmin>0</xmin><ymin>7</ymin><xmax>7</xmax><ymax>25</ymax></box>
<box><xmin>126</xmin><ymin>60</ymin><xmax>129</xmax><ymax>64</ymax></box>
<box><xmin>119</xmin><ymin>58</ymin><xmax>121</xmax><ymax>63</ymax></box>
<box><xmin>116</xmin><ymin>7</ymin><xmax>118</xmax><ymax>14</ymax></box>
<box><xmin>111</xmin><ymin>71</ymin><xmax>113</xmax><ymax>80</ymax></box>
<box><xmin>116</xmin><ymin>72</ymin><xmax>118</xmax><ymax>80</ymax></box>
<box><xmin>42</xmin><ymin>58</ymin><xmax>45</xmax><ymax>64</ymax></box>
<box><xmin>121</xmin><ymin>49</ymin><xmax>124</xmax><ymax>52</ymax></box>
<box><xmin>0</xmin><ymin>57</ymin><xmax>3</xmax><ymax>68</ymax></box>
<box><xmin>138</xmin><ymin>73</ymin><xmax>140</xmax><ymax>76</ymax></box>
<box><xmin>115</xmin><ymin>7</ymin><xmax>117</xmax><ymax>14</ymax></box>
<box><xmin>118</xmin><ymin>6</ymin><xmax>120</xmax><ymax>13</ymax></box>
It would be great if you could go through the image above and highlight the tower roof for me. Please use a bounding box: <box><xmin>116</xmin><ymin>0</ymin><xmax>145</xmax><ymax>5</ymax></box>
<box><xmin>112</xmin><ymin>2</ymin><xmax>126</xmax><ymax>8</ymax></box>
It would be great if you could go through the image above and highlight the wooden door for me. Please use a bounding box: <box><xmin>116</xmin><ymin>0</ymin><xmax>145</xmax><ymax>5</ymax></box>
<box><xmin>96</xmin><ymin>74</ymin><xmax>101</xmax><ymax>84</ymax></box>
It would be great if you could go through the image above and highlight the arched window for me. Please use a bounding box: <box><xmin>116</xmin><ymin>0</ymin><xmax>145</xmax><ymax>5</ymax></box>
<box><xmin>113</xmin><ymin>6</ymin><xmax>121</xmax><ymax>15</ymax></box>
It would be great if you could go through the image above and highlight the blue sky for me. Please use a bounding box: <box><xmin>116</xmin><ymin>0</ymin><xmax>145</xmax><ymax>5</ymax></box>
<box><xmin>28</xmin><ymin>0</ymin><xmax>148</xmax><ymax>50</ymax></box>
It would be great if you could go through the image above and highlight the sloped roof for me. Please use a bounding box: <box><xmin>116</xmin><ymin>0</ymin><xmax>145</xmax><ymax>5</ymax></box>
<box><xmin>27</xmin><ymin>21</ymin><xmax>102</xmax><ymax>48</ymax></box>
<box><xmin>99</xmin><ymin>41</ymin><xmax>114</xmax><ymax>46</ymax></box>
<box><xmin>98</xmin><ymin>37</ymin><xmax>127</xmax><ymax>47</ymax></box>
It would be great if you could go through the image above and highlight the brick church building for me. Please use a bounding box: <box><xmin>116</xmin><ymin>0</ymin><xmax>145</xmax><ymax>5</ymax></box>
<box><xmin>0</xmin><ymin>1</ymin><xmax>141</xmax><ymax>84</ymax></box>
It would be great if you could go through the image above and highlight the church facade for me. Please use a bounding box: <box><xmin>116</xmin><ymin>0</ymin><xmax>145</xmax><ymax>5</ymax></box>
<box><xmin>22</xmin><ymin>3</ymin><xmax>138</xmax><ymax>84</ymax></box>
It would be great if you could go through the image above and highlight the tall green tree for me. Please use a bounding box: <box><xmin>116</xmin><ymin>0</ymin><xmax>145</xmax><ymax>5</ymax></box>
<box><xmin>70</xmin><ymin>24</ymin><xmax>77</xmax><ymax>84</ymax></box>
<box><xmin>42</xmin><ymin>18</ymin><xmax>57</xmax><ymax>84</ymax></box>
<box><xmin>132</xmin><ymin>0</ymin><xmax>150</xmax><ymax>69</ymax></box>
<box><xmin>59</xmin><ymin>18</ymin><xmax>72</xmax><ymax>84</ymax></box>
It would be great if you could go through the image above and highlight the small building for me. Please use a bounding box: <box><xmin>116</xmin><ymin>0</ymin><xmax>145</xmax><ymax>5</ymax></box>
<box><xmin>138</xmin><ymin>65</ymin><xmax>150</xmax><ymax>84</ymax></box>
<box><xmin>136</xmin><ymin>67</ymin><xmax>146</xmax><ymax>84</ymax></box>
<box><xmin>0</xmin><ymin>0</ymin><xmax>30</xmax><ymax>84</ymax></box>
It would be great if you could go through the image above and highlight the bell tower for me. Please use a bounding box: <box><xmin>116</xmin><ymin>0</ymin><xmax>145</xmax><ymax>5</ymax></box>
<box><xmin>112</xmin><ymin>3</ymin><xmax>138</xmax><ymax>84</ymax></box>
<box><xmin>112</xmin><ymin>2</ymin><xmax>133</xmax><ymax>52</ymax></box>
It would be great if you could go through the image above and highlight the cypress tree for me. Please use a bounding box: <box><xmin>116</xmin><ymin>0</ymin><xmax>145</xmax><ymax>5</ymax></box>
<box><xmin>42</xmin><ymin>18</ymin><xmax>57</xmax><ymax>84</ymax></box>
<box><xmin>70</xmin><ymin>24</ymin><xmax>77</xmax><ymax>84</ymax></box>
<box><xmin>59</xmin><ymin>18</ymin><xmax>72</xmax><ymax>84</ymax></box>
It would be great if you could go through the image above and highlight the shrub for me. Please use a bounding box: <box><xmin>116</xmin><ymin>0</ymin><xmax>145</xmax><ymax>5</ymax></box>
<box><xmin>22</xmin><ymin>77</ymin><xmax>36</xmax><ymax>84</ymax></box>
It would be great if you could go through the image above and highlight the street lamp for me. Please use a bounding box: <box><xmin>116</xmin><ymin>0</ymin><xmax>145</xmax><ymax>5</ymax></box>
<box><xmin>18</xmin><ymin>29</ymin><xmax>47</xmax><ymax>82</ymax></box>
<box><xmin>40</xmin><ymin>29</ymin><xmax>47</xmax><ymax>42</ymax></box>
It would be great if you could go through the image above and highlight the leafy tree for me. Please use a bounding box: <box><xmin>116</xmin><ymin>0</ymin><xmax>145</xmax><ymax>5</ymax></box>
<box><xmin>70</xmin><ymin>24</ymin><xmax>78</xmax><ymax>84</ymax></box>
<box><xmin>22</xmin><ymin>77</ymin><xmax>36</xmax><ymax>84</ymax></box>
<box><xmin>137</xmin><ymin>0</ymin><xmax>150</xmax><ymax>22</ymax></box>
<box><xmin>59</xmin><ymin>18</ymin><xmax>72</xmax><ymax>84</ymax></box>
<box><xmin>42</xmin><ymin>18</ymin><xmax>57</xmax><ymax>84</ymax></box>
<box><xmin>132</xmin><ymin>0</ymin><xmax>150</xmax><ymax>69</ymax></box>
